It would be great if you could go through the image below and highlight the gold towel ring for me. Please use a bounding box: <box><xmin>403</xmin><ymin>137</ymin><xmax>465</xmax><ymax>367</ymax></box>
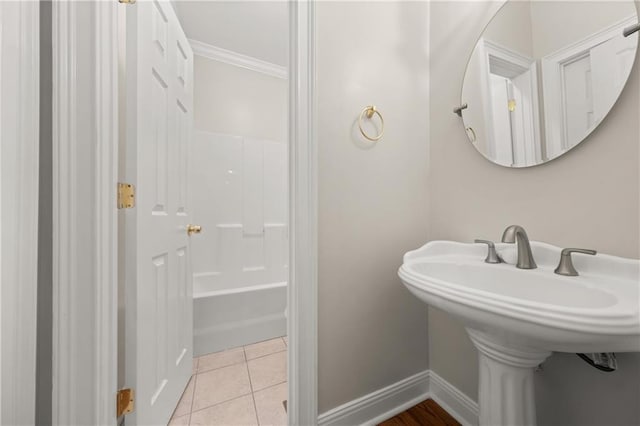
<box><xmin>358</xmin><ymin>106</ymin><xmax>384</xmax><ymax>142</ymax></box>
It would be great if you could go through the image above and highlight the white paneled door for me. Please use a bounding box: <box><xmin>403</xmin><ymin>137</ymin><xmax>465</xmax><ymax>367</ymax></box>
<box><xmin>562</xmin><ymin>54</ymin><xmax>594</xmax><ymax>149</ymax></box>
<box><xmin>124</xmin><ymin>1</ymin><xmax>194</xmax><ymax>424</ymax></box>
<box><xmin>591</xmin><ymin>32</ymin><xmax>638</xmax><ymax>125</ymax></box>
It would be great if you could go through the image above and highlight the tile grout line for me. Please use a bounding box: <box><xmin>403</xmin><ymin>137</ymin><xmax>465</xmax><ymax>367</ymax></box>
<box><xmin>187</xmin><ymin>357</ymin><xmax>200</xmax><ymax>424</ymax></box>
<box><xmin>187</xmin><ymin>374</ymin><xmax>198</xmax><ymax>425</ymax></box>
<box><xmin>253</xmin><ymin>379</ymin><xmax>288</xmax><ymax>395</ymax></box>
<box><xmin>197</xmin><ymin>348</ymin><xmax>287</xmax><ymax>375</ymax></box>
<box><xmin>169</xmin><ymin>363</ymin><xmax>197</xmax><ymax>423</ymax></box>
<box><xmin>245</xmin><ymin>348</ymin><xmax>287</xmax><ymax>362</ymax></box>
<box><xmin>186</xmin><ymin>350</ymin><xmax>288</xmax><ymax>424</ymax></box>
<box><xmin>186</xmin><ymin>381</ymin><xmax>289</xmax><ymax>423</ymax></box>
<box><xmin>189</xmin><ymin>389</ymin><xmax>255</xmax><ymax>417</ymax></box>
<box><xmin>189</xmin><ymin>339</ymin><xmax>287</xmax><ymax>423</ymax></box>
<box><xmin>243</xmin><ymin>346</ymin><xmax>262</xmax><ymax>426</ymax></box>
<box><xmin>187</xmin><ymin>373</ymin><xmax>197</xmax><ymax>425</ymax></box>
<box><xmin>190</xmin><ymin>355</ymin><xmax>255</xmax><ymax>419</ymax></box>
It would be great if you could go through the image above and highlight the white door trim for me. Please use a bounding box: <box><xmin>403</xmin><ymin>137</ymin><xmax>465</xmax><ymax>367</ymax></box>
<box><xmin>482</xmin><ymin>39</ymin><xmax>542</xmax><ymax>166</ymax></box>
<box><xmin>94</xmin><ymin>2</ymin><xmax>119</xmax><ymax>423</ymax></box>
<box><xmin>52</xmin><ymin>1</ymin><xmax>118</xmax><ymax>425</ymax></box>
<box><xmin>0</xmin><ymin>2</ymin><xmax>39</xmax><ymax>424</ymax></box>
<box><xmin>288</xmin><ymin>1</ymin><xmax>318</xmax><ymax>424</ymax></box>
<box><xmin>52</xmin><ymin>0</ymin><xmax>317</xmax><ymax>424</ymax></box>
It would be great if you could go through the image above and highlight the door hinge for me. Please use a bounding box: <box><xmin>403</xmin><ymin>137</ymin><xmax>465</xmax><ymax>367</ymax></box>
<box><xmin>118</xmin><ymin>0</ymin><xmax>136</xmax><ymax>4</ymax></box>
<box><xmin>116</xmin><ymin>388</ymin><xmax>134</xmax><ymax>417</ymax></box>
<box><xmin>117</xmin><ymin>183</ymin><xmax>135</xmax><ymax>209</ymax></box>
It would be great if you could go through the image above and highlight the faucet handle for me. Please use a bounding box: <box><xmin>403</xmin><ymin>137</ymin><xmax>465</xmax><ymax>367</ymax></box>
<box><xmin>474</xmin><ymin>239</ymin><xmax>503</xmax><ymax>264</ymax></box>
<box><xmin>554</xmin><ymin>248</ymin><xmax>597</xmax><ymax>276</ymax></box>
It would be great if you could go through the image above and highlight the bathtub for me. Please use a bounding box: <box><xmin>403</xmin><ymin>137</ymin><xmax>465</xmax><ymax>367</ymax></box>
<box><xmin>191</xmin><ymin>131</ymin><xmax>288</xmax><ymax>356</ymax></box>
<box><xmin>193</xmin><ymin>276</ymin><xmax>287</xmax><ymax>356</ymax></box>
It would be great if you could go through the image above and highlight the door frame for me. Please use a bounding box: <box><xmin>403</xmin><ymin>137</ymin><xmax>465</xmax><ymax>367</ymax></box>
<box><xmin>0</xmin><ymin>1</ymin><xmax>40</xmax><ymax>424</ymax></box>
<box><xmin>288</xmin><ymin>1</ymin><xmax>318</xmax><ymax>424</ymax></box>
<box><xmin>51</xmin><ymin>1</ymin><xmax>317</xmax><ymax>425</ymax></box>
<box><xmin>481</xmin><ymin>39</ymin><xmax>541</xmax><ymax>165</ymax></box>
<box><xmin>52</xmin><ymin>1</ymin><xmax>118</xmax><ymax>425</ymax></box>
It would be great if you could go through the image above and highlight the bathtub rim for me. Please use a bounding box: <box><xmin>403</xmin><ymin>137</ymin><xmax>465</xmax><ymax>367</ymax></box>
<box><xmin>193</xmin><ymin>281</ymin><xmax>287</xmax><ymax>300</ymax></box>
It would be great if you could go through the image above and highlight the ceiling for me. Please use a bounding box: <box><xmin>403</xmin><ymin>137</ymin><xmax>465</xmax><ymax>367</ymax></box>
<box><xmin>173</xmin><ymin>1</ymin><xmax>289</xmax><ymax>67</ymax></box>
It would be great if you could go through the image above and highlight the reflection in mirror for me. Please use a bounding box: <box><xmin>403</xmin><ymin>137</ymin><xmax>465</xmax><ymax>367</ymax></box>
<box><xmin>461</xmin><ymin>1</ymin><xmax>638</xmax><ymax>168</ymax></box>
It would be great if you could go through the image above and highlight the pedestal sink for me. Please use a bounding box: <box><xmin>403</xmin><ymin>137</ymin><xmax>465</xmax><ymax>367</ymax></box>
<box><xmin>398</xmin><ymin>241</ymin><xmax>640</xmax><ymax>426</ymax></box>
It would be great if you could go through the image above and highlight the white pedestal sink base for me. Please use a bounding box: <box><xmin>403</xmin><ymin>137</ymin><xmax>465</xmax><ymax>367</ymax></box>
<box><xmin>467</xmin><ymin>329</ymin><xmax>552</xmax><ymax>426</ymax></box>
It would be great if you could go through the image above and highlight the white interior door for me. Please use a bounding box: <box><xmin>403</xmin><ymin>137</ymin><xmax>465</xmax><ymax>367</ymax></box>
<box><xmin>489</xmin><ymin>74</ymin><xmax>514</xmax><ymax>166</ymax></box>
<box><xmin>124</xmin><ymin>1</ymin><xmax>194</xmax><ymax>424</ymax></box>
<box><xmin>591</xmin><ymin>33</ymin><xmax>638</xmax><ymax>124</ymax></box>
<box><xmin>511</xmin><ymin>70</ymin><xmax>537</xmax><ymax>167</ymax></box>
<box><xmin>561</xmin><ymin>54</ymin><xmax>594</xmax><ymax>150</ymax></box>
<box><xmin>508</xmin><ymin>80</ymin><xmax>526</xmax><ymax>167</ymax></box>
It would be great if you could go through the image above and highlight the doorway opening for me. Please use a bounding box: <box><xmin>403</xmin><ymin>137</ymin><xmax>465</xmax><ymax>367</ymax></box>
<box><xmin>117</xmin><ymin>2</ymin><xmax>289</xmax><ymax>424</ymax></box>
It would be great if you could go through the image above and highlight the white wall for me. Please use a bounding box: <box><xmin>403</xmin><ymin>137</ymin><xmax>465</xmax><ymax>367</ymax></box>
<box><xmin>191</xmin><ymin>55</ymin><xmax>288</xmax><ymax>293</ymax></box>
<box><xmin>193</xmin><ymin>55</ymin><xmax>287</xmax><ymax>142</ymax></box>
<box><xmin>317</xmin><ymin>1</ymin><xmax>430</xmax><ymax>414</ymax></box>
<box><xmin>483</xmin><ymin>1</ymin><xmax>534</xmax><ymax>57</ymax></box>
<box><xmin>429</xmin><ymin>2</ymin><xmax>640</xmax><ymax>425</ymax></box>
<box><xmin>531</xmin><ymin>1</ymin><xmax>635</xmax><ymax>57</ymax></box>
<box><xmin>174</xmin><ymin>1</ymin><xmax>288</xmax><ymax>67</ymax></box>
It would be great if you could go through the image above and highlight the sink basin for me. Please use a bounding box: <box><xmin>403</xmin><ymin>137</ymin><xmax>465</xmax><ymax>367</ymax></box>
<box><xmin>399</xmin><ymin>240</ymin><xmax>640</xmax><ymax>425</ymax></box>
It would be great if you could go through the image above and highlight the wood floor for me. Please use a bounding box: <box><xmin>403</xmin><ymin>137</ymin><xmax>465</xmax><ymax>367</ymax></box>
<box><xmin>378</xmin><ymin>399</ymin><xmax>461</xmax><ymax>426</ymax></box>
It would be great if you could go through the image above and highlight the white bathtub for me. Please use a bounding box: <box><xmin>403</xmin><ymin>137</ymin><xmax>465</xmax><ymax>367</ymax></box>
<box><xmin>191</xmin><ymin>131</ymin><xmax>288</xmax><ymax>356</ymax></box>
<box><xmin>193</xmin><ymin>277</ymin><xmax>287</xmax><ymax>356</ymax></box>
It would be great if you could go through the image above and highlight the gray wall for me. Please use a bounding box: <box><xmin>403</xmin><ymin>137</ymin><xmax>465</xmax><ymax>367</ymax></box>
<box><xmin>36</xmin><ymin>1</ymin><xmax>52</xmax><ymax>424</ymax></box>
<box><xmin>317</xmin><ymin>1</ymin><xmax>431</xmax><ymax>414</ymax></box>
<box><xmin>429</xmin><ymin>2</ymin><xmax>640</xmax><ymax>425</ymax></box>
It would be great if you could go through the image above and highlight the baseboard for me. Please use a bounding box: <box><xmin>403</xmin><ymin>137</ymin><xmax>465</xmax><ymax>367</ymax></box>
<box><xmin>317</xmin><ymin>370</ymin><xmax>479</xmax><ymax>426</ymax></box>
<box><xmin>428</xmin><ymin>370</ymin><xmax>479</xmax><ymax>426</ymax></box>
<box><xmin>317</xmin><ymin>371</ymin><xmax>430</xmax><ymax>426</ymax></box>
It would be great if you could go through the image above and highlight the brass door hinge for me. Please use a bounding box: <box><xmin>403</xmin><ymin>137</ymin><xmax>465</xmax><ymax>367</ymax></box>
<box><xmin>116</xmin><ymin>388</ymin><xmax>134</xmax><ymax>417</ymax></box>
<box><xmin>117</xmin><ymin>183</ymin><xmax>135</xmax><ymax>209</ymax></box>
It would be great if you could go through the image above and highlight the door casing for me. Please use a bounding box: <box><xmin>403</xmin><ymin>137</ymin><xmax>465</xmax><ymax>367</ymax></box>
<box><xmin>0</xmin><ymin>2</ymin><xmax>40</xmax><ymax>424</ymax></box>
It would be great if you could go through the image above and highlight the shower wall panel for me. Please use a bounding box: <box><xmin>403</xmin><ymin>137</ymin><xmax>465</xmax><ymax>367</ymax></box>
<box><xmin>191</xmin><ymin>131</ymin><xmax>288</xmax><ymax>293</ymax></box>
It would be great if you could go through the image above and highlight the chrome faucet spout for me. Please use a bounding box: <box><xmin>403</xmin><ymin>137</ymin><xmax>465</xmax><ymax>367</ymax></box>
<box><xmin>501</xmin><ymin>225</ymin><xmax>537</xmax><ymax>269</ymax></box>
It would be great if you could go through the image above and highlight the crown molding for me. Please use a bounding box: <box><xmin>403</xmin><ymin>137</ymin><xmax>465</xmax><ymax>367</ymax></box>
<box><xmin>188</xmin><ymin>38</ymin><xmax>288</xmax><ymax>79</ymax></box>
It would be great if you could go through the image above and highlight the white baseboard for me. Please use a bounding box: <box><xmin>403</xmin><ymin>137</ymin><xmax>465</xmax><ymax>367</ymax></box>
<box><xmin>428</xmin><ymin>370</ymin><xmax>479</xmax><ymax>426</ymax></box>
<box><xmin>317</xmin><ymin>371</ymin><xmax>430</xmax><ymax>426</ymax></box>
<box><xmin>317</xmin><ymin>370</ymin><xmax>479</xmax><ymax>426</ymax></box>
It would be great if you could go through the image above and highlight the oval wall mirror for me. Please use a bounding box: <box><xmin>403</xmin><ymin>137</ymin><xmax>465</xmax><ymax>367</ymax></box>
<box><xmin>460</xmin><ymin>0</ymin><xmax>638</xmax><ymax>168</ymax></box>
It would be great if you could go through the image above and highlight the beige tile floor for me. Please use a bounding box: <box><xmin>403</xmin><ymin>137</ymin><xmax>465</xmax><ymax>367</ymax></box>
<box><xmin>169</xmin><ymin>337</ymin><xmax>288</xmax><ymax>426</ymax></box>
